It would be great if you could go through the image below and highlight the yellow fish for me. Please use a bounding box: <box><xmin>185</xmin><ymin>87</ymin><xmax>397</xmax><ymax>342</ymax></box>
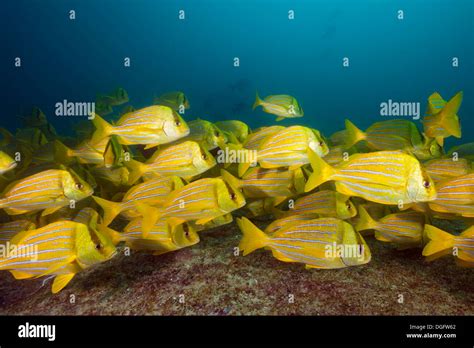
<box><xmin>237</xmin><ymin>217</ymin><xmax>371</xmax><ymax>269</ymax></box>
<box><xmin>221</xmin><ymin>167</ymin><xmax>305</xmax><ymax>198</ymax></box>
<box><xmin>423</xmin><ymin>158</ymin><xmax>471</xmax><ymax>182</ymax></box>
<box><xmin>0</xmin><ymin>169</ymin><xmax>93</xmax><ymax>216</ymax></box>
<box><xmin>55</xmin><ymin>138</ymin><xmax>109</xmax><ymax>165</ymax></box>
<box><xmin>91</xmin><ymin>105</ymin><xmax>189</xmax><ymax>149</ymax></box>
<box><xmin>189</xmin><ymin>213</ymin><xmax>233</xmax><ymax>232</ymax></box>
<box><xmin>253</xmin><ymin>92</ymin><xmax>303</xmax><ymax>121</ymax></box>
<box><xmin>90</xmin><ymin>166</ymin><xmax>129</xmax><ymax>187</ymax></box>
<box><xmin>0</xmin><ymin>220</ymin><xmax>116</xmax><ymax>293</ymax></box>
<box><xmin>0</xmin><ymin>151</ymin><xmax>17</xmax><ymax>175</ymax></box>
<box><xmin>125</xmin><ymin>141</ymin><xmax>216</xmax><ymax>184</ymax></box>
<box><xmin>242</xmin><ymin>197</ymin><xmax>279</xmax><ymax>217</ymax></box>
<box><xmin>137</xmin><ymin>177</ymin><xmax>246</xmax><ymax>236</ymax></box>
<box><xmin>422</xmin><ymin>91</ymin><xmax>463</xmax><ymax>146</ymax></box>
<box><xmin>423</xmin><ymin>224</ymin><xmax>474</xmax><ymax>266</ymax></box>
<box><xmin>0</xmin><ymin>220</ymin><xmax>36</xmax><ymax>244</ymax></box>
<box><xmin>215</xmin><ymin>120</ymin><xmax>249</xmax><ymax>144</ymax></box>
<box><xmin>180</xmin><ymin>119</ymin><xmax>227</xmax><ymax>150</ymax></box>
<box><xmin>428</xmin><ymin>173</ymin><xmax>474</xmax><ymax>217</ymax></box>
<box><xmin>264</xmin><ymin>215</ymin><xmax>315</xmax><ymax>235</ymax></box>
<box><xmin>97</xmin><ymin>87</ymin><xmax>129</xmax><ymax>106</ymax></box>
<box><xmin>153</xmin><ymin>91</ymin><xmax>190</xmax><ymax>111</ymax></box>
<box><xmin>239</xmin><ymin>126</ymin><xmax>329</xmax><ymax>176</ymax></box>
<box><xmin>356</xmin><ymin>206</ymin><xmax>425</xmax><ymax>248</ymax></box>
<box><xmin>279</xmin><ymin>190</ymin><xmax>356</xmax><ymax>220</ymax></box>
<box><xmin>93</xmin><ymin>176</ymin><xmax>184</xmax><ymax>225</ymax></box>
<box><xmin>243</xmin><ymin>126</ymin><xmax>285</xmax><ymax>150</ymax></box>
<box><xmin>447</xmin><ymin>142</ymin><xmax>474</xmax><ymax>161</ymax></box>
<box><xmin>305</xmin><ymin>150</ymin><xmax>437</xmax><ymax>205</ymax></box>
<box><xmin>104</xmin><ymin>218</ymin><xmax>199</xmax><ymax>255</ymax></box>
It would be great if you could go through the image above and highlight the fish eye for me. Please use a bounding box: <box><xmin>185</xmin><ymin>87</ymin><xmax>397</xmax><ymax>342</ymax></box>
<box><xmin>201</xmin><ymin>153</ymin><xmax>207</xmax><ymax>160</ymax></box>
<box><xmin>230</xmin><ymin>192</ymin><xmax>236</xmax><ymax>200</ymax></box>
<box><xmin>215</xmin><ymin>130</ymin><xmax>220</xmax><ymax>137</ymax></box>
<box><xmin>423</xmin><ymin>180</ymin><xmax>431</xmax><ymax>188</ymax></box>
<box><xmin>75</xmin><ymin>183</ymin><xmax>84</xmax><ymax>190</ymax></box>
<box><xmin>319</xmin><ymin>141</ymin><xmax>324</xmax><ymax>146</ymax></box>
<box><xmin>95</xmin><ymin>243</ymin><xmax>102</xmax><ymax>250</ymax></box>
<box><xmin>175</xmin><ymin>119</ymin><xmax>181</xmax><ymax>127</ymax></box>
<box><xmin>346</xmin><ymin>203</ymin><xmax>351</xmax><ymax>210</ymax></box>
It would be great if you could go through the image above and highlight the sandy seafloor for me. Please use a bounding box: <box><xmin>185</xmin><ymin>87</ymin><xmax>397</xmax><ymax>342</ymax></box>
<box><xmin>0</xmin><ymin>218</ymin><xmax>472</xmax><ymax>315</ymax></box>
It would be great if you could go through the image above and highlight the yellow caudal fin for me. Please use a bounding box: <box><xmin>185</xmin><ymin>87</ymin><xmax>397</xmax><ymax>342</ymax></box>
<box><xmin>441</xmin><ymin>91</ymin><xmax>463</xmax><ymax>138</ymax></box>
<box><xmin>134</xmin><ymin>203</ymin><xmax>161</xmax><ymax>237</ymax></box>
<box><xmin>460</xmin><ymin>226</ymin><xmax>474</xmax><ymax>238</ymax></box>
<box><xmin>252</xmin><ymin>91</ymin><xmax>263</xmax><ymax>110</ymax></box>
<box><xmin>53</xmin><ymin>140</ymin><xmax>74</xmax><ymax>164</ymax></box>
<box><xmin>344</xmin><ymin>119</ymin><xmax>366</xmax><ymax>148</ymax></box>
<box><xmin>422</xmin><ymin>224</ymin><xmax>455</xmax><ymax>258</ymax></box>
<box><xmin>355</xmin><ymin>206</ymin><xmax>378</xmax><ymax>232</ymax></box>
<box><xmin>90</xmin><ymin>113</ymin><xmax>113</xmax><ymax>144</ymax></box>
<box><xmin>236</xmin><ymin>217</ymin><xmax>270</xmax><ymax>256</ymax></box>
<box><xmin>221</xmin><ymin>169</ymin><xmax>242</xmax><ymax>189</ymax></box>
<box><xmin>304</xmin><ymin>149</ymin><xmax>336</xmax><ymax>192</ymax></box>
<box><xmin>96</xmin><ymin>224</ymin><xmax>124</xmax><ymax>245</ymax></box>
<box><xmin>52</xmin><ymin>273</ymin><xmax>76</xmax><ymax>294</ymax></box>
<box><xmin>124</xmin><ymin>159</ymin><xmax>147</xmax><ymax>185</ymax></box>
<box><xmin>92</xmin><ymin>196</ymin><xmax>123</xmax><ymax>226</ymax></box>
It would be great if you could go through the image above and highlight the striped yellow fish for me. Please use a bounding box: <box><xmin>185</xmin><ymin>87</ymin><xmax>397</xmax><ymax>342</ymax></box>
<box><xmin>423</xmin><ymin>224</ymin><xmax>474</xmax><ymax>266</ymax></box>
<box><xmin>0</xmin><ymin>221</ymin><xmax>116</xmax><ymax>293</ymax></box>
<box><xmin>305</xmin><ymin>150</ymin><xmax>437</xmax><ymax>205</ymax></box>
<box><xmin>179</xmin><ymin>119</ymin><xmax>227</xmax><ymax>150</ymax></box>
<box><xmin>323</xmin><ymin>145</ymin><xmax>356</xmax><ymax>166</ymax></box>
<box><xmin>93</xmin><ymin>176</ymin><xmax>184</xmax><ymax>225</ymax></box>
<box><xmin>356</xmin><ymin>206</ymin><xmax>425</xmax><ymax>248</ymax></box>
<box><xmin>344</xmin><ymin>119</ymin><xmax>426</xmax><ymax>152</ymax></box>
<box><xmin>137</xmin><ymin>177</ymin><xmax>246</xmax><ymax>236</ymax></box>
<box><xmin>242</xmin><ymin>197</ymin><xmax>280</xmax><ymax>217</ymax></box>
<box><xmin>253</xmin><ymin>92</ymin><xmax>303</xmax><ymax>121</ymax></box>
<box><xmin>423</xmin><ymin>158</ymin><xmax>471</xmax><ymax>182</ymax></box>
<box><xmin>221</xmin><ymin>167</ymin><xmax>305</xmax><ymax>198</ymax></box>
<box><xmin>0</xmin><ymin>169</ymin><xmax>93</xmax><ymax>216</ymax></box>
<box><xmin>429</xmin><ymin>173</ymin><xmax>474</xmax><ymax>217</ymax></box>
<box><xmin>90</xmin><ymin>166</ymin><xmax>129</xmax><ymax>187</ymax></box>
<box><xmin>103</xmin><ymin>218</ymin><xmax>199</xmax><ymax>255</ymax></box>
<box><xmin>73</xmin><ymin>207</ymin><xmax>100</xmax><ymax>228</ymax></box>
<box><xmin>243</xmin><ymin>126</ymin><xmax>285</xmax><ymax>150</ymax></box>
<box><xmin>264</xmin><ymin>215</ymin><xmax>315</xmax><ymax>235</ymax></box>
<box><xmin>215</xmin><ymin>120</ymin><xmax>249</xmax><ymax>144</ymax></box>
<box><xmin>279</xmin><ymin>190</ymin><xmax>356</xmax><ymax>220</ymax></box>
<box><xmin>237</xmin><ymin>217</ymin><xmax>371</xmax><ymax>269</ymax></box>
<box><xmin>239</xmin><ymin>126</ymin><xmax>328</xmax><ymax>176</ymax></box>
<box><xmin>125</xmin><ymin>141</ymin><xmax>216</xmax><ymax>184</ymax></box>
<box><xmin>0</xmin><ymin>220</ymin><xmax>36</xmax><ymax>245</ymax></box>
<box><xmin>54</xmin><ymin>138</ymin><xmax>109</xmax><ymax>165</ymax></box>
<box><xmin>91</xmin><ymin>105</ymin><xmax>189</xmax><ymax>149</ymax></box>
<box><xmin>422</xmin><ymin>91</ymin><xmax>463</xmax><ymax>146</ymax></box>
<box><xmin>447</xmin><ymin>142</ymin><xmax>474</xmax><ymax>161</ymax></box>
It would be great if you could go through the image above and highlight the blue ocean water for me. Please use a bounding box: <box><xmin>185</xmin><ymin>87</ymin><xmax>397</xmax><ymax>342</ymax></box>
<box><xmin>1</xmin><ymin>0</ymin><xmax>473</xmax><ymax>148</ymax></box>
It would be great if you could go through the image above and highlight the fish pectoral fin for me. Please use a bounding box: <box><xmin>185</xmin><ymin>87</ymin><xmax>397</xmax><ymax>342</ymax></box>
<box><xmin>288</xmin><ymin>164</ymin><xmax>303</xmax><ymax>171</ymax></box>
<box><xmin>52</xmin><ymin>273</ymin><xmax>76</xmax><ymax>294</ymax></box>
<box><xmin>41</xmin><ymin>205</ymin><xmax>63</xmax><ymax>217</ymax></box>
<box><xmin>35</xmin><ymin>255</ymin><xmax>76</xmax><ymax>278</ymax></box>
<box><xmin>195</xmin><ymin>217</ymin><xmax>215</xmax><ymax>225</ymax></box>
<box><xmin>10</xmin><ymin>270</ymin><xmax>34</xmax><ymax>280</ymax></box>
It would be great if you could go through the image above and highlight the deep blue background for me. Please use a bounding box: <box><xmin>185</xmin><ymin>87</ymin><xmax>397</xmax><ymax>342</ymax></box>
<box><xmin>1</xmin><ymin>0</ymin><xmax>472</xmax><ymax>148</ymax></box>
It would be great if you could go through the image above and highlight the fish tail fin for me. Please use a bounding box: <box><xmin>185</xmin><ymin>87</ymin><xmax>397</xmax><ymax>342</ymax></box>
<box><xmin>441</xmin><ymin>91</ymin><xmax>463</xmax><ymax>138</ymax></box>
<box><xmin>96</xmin><ymin>224</ymin><xmax>124</xmax><ymax>245</ymax></box>
<box><xmin>0</xmin><ymin>127</ymin><xmax>14</xmax><ymax>146</ymax></box>
<box><xmin>304</xmin><ymin>149</ymin><xmax>336</xmax><ymax>192</ymax></box>
<box><xmin>124</xmin><ymin>159</ymin><xmax>147</xmax><ymax>185</ymax></box>
<box><xmin>236</xmin><ymin>217</ymin><xmax>270</xmax><ymax>256</ymax></box>
<box><xmin>422</xmin><ymin>224</ymin><xmax>455</xmax><ymax>258</ymax></box>
<box><xmin>91</xmin><ymin>113</ymin><xmax>113</xmax><ymax>143</ymax></box>
<box><xmin>355</xmin><ymin>206</ymin><xmax>377</xmax><ymax>232</ymax></box>
<box><xmin>52</xmin><ymin>274</ymin><xmax>76</xmax><ymax>294</ymax></box>
<box><xmin>221</xmin><ymin>169</ymin><xmax>242</xmax><ymax>189</ymax></box>
<box><xmin>92</xmin><ymin>196</ymin><xmax>123</xmax><ymax>226</ymax></box>
<box><xmin>252</xmin><ymin>91</ymin><xmax>263</xmax><ymax>110</ymax></box>
<box><xmin>135</xmin><ymin>203</ymin><xmax>161</xmax><ymax>238</ymax></box>
<box><xmin>53</xmin><ymin>140</ymin><xmax>74</xmax><ymax>164</ymax></box>
<box><xmin>293</xmin><ymin>167</ymin><xmax>306</xmax><ymax>194</ymax></box>
<box><xmin>344</xmin><ymin>119</ymin><xmax>366</xmax><ymax>148</ymax></box>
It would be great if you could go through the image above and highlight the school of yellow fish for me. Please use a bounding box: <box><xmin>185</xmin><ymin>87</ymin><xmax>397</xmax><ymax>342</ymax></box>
<box><xmin>0</xmin><ymin>89</ymin><xmax>472</xmax><ymax>293</ymax></box>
